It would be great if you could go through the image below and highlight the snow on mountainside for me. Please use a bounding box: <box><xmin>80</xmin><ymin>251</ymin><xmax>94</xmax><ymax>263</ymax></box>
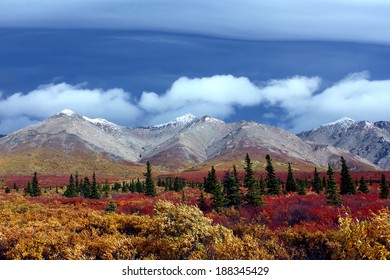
<box><xmin>299</xmin><ymin>118</ymin><xmax>390</xmax><ymax>170</ymax></box>
<box><xmin>321</xmin><ymin>117</ymin><xmax>355</xmax><ymax>128</ymax></box>
<box><xmin>0</xmin><ymin>110</ymin><xmax>382</xmax><ymax>172</ymax></box>
<box><xmin>152</xmin><ymin>114</ymin><xmax>197</xmax><ymax>128</ymax></box>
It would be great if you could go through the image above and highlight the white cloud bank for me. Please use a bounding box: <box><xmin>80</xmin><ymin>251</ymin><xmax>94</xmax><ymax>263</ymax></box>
<box><xmin>0</xmin><ymin>0</ymin><xmax>390</xmax><ymax>44</ymax></box>
<box><xmin>0</xmin><ymin>83</ymin><xmax>142</xmax><ymax>133</ymax></box>
<box><xmin>1</xmin><ymin>73</ymin><xmax>390</xmax><ymax>134</ymax></box>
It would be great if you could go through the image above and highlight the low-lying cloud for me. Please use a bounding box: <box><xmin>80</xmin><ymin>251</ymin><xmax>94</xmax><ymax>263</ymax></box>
<box><xmin>0</xmin><ymin>83</ymin><xmax>142</xmax><ymax>133</ymax></box>
<box><xmin>1</xmin><ymin>73</ymin><xmax>390</xmax><ymax>134</ymax></box>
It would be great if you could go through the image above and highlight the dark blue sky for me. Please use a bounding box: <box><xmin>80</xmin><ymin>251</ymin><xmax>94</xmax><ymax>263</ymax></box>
<box><xmin>2</xmin><ymin>29</ymin><xmax>390</xmax><ymax>94</ymax></box>
<box><xmin>1</xmin><ymin>1</ymin><xmax>390</xmax><ymax>134</ymax></box>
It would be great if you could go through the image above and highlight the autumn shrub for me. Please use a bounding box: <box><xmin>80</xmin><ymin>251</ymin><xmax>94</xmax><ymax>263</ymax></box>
<box><xmin>132</xmin><ymin>200</ymin><xmax>223</xmax><ymax>259</ymax></box>
<box><xmin>0</xmin><ymin>197</ymin><xmax>138</xmax><ymax>259</ymax></box>
<box><xmin>276</xmin><ymin>226</ymin><xmax>340</xmax><ymax>260</ymax></box>
<box><xmin>229</xmin><ymin>223</ymin><xmax>289</xmax><ymax>259</ymax></box>
<box><xmin>333</xmin><ymin>208</ymin><xmax>390</xmax><ymax>260</ymax></box>
<box><xmin>1</xmin><ymin>196</ymin><xmax>389</xmax><ymax>260</ymax></box>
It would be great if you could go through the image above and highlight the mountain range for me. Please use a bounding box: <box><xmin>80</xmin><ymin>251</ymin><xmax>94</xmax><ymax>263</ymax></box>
<box><xmin>298</xmin><ymin>117</ymin><xmax>390</xmax><ymax>170</ymax></box>
<box><xmin>0</xmin><ymin>110</ymin><xmax>383</xmax><ymax>175</ymax></box>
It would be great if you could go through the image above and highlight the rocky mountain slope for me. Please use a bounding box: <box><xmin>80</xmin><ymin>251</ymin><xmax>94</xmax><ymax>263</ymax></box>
<box><xmin>298</xmin><ymin>118</ymin><xmax>390</xmax><ymax>170</ymax></box>
<box><xmin>0</xmin><ymin>110</ymin><xmax>380</xmax><ymax>174</ymax></box>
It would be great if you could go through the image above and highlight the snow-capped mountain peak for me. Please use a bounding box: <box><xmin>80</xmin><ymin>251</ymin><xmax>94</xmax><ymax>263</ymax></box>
<box><xmin>56</xmin><ymin>109</ymin><xmax>78</xmax><ymax>117</ymax></box>
<box><xmin>152</xmin><ymin>113</ymin><xmax>197</xmax><ymax>128</ymax></box>
<box><xmin>321</xmin><ymin>117</ymin><xmax>355</xmax><ymax>127</ymax></box>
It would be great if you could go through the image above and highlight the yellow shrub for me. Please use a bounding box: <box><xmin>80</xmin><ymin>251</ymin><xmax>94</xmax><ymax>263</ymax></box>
<box><xmin>334</xmin><ymin>209</ymin><xmax>390</xmax><ymax>260</ymax></box>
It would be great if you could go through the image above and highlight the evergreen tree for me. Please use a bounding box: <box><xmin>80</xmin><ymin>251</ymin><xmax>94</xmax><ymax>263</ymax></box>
<box><xmin>103</xmin><ymin>179</ymin><xmax>110</xmax><ymax>198</ymax></box>
<box><xmin>312</xmin><ymin>167</ymin><xmax>322</xmax><ymax>193</ymax></box>
<box><xmin>165</xmin><ymin>177</ymin><xmax>173</xmax><ymax>191</ymax></box>
<box><xmin>5</xmin><ymin>186</ymin><xmax>10</xmax><ymax>194</ymax></box>
<box><xmin>75</xmin><ymin>172</ymin><xmax>80</xmax><ymax>194</ymax></box>
<box><xmin>340</xmin><ymin>157</ymin><xmax>356</xmax><ymax>195</ymax></box>
<box><xmin>129</xmin><ymin>179</ymin><xmax>136</xmax><ymax>193</ymax></box>
<box><xmin>64</xmin><ymin>174</ymin><xmax>78</xmax><ymax>198</ymax></box>
<box><xmin>173</xmin><ymin>177</ymin><xmax>182</xmax><ymax>192</ymax></box>
<box><xmin>265</xmin><ymin>154</ymin><xmax>279</xmax><ymax>195</ymax></box>
<box><xmin>222</xmin><ymin>169</ymin><xmax>240</xmax><ymax>208</ymax></box>
<box><xmin>358</xmin><ymin>176</ymin><xmax>369</xmax><ymax>194</ymax></box>
<box><xmin>24</xmin><ymin>181</ymin><xmax>32</xmax><ymax>196</ymax></box>
<box><xmin>81</xmin><ymin>176</ymin><xmax>91</xmax><ymax>198</ymax></box>
<box><xmin>105</xmin><ymin>201</ymin><xmax>117</xmax><ymax>213</ymax></box>
<box><xmin>285</xmin><ymin>163</ymin><xmax>297</xmax><ymax>192</ymax></box>
<box><xmin>198</xmin><ymin>189</ymin><xmax>206</xmax><ymax>211</ymax></box>
<box><xmin>379</xmin><ymin>173</ymin><xmax>390</xmax><ymax>199</ymax></box>
<box><xmin>244</xmin><ymin>153</ymin><xmax>262</xmax><ymax>206</ymax></box>
<box><xmin>135</xmin><ymin>178</ymin><xmax>144</xmax><ymax>193</ymax></box>
<box><xmin>326</xmin><ymin>165</ymin><xmax>342</xmax><ymax>205</ymax></box>
<box><xmin>297</xmin><ymin>180</ymin><xmax>306</xmax><ymax>195</ymax></box>
<box><xmin>122</xmin><ymin>181</ymin><xmax>130</xmax><ymax>193</ymax></box>
<box><xmin>113</xmin><ymin>181</ymin><xmax>121</xmax><ymax>192</ymax></box>
<box><xmin>157</xmin><ymin>177</ymin><xmax>163</xmax><ymax>187</ymax></box>
<box><xmin>30</xmin><ymin>172</ymin><xmax>41</xmax><ymax>197</ymax></box>
<box><xmin>212</xmin><ymin>182</ymin><xmax>226</xmax><ymax>210</ymax></box>
<box><xmin>90</xmin><ymin>172</ymin><xmax>101</xmax><ymax>199</ymax></box>
<box><xmin>144</xmin><ymin>161</ymin><xmax>156</xmax><ymax>196</ymax></box>
<box><xmin>204</xmin><ymin>166</ymin><xmax>218</xmax><ymax>194</ymax></box>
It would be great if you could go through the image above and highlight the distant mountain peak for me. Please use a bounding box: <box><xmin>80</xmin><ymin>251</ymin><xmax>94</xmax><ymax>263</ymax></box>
<box><xmin>152</xmin><ymin>113</ymin><xmax>197</xmax><ymax>128</ymax></box>
<box><xmin>200</xmin><ymin>115</ymin><xmax>224</xmax><ymax>124</ymax></box>
<box><xmin>321</xmin><ymin>117</ymin><xmax>355</xmax><ymax>127</ymax></box>
<box><xmin>56</xmin><ymin>109</ymin><xmax>78</xmax><ymax>117</ymax></box>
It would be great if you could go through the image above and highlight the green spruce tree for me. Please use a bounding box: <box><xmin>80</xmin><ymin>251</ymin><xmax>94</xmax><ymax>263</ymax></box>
<box><xmin>265</xmin><ymin>154</ymin><xmax>279</xmax><ymax>195</ymax></box>
<box><xmin>326</xmin><ymin>165</ymin><xmax>342</xmax><ymax>205</ymax></box>
<box><xmin>81</xmin><ymin>176</ymin><xmax>92</xmax><ymax>198</ymax></box>
<box><xmin>198</xmin><ymin>188</ymin><xmax>206</xmax><ymax>211</ymax></box>
<box><xmin>340</xmin><ymin>157</ymin><xmax>356</xmax><ymax>195</ymax></box>
<box><xmin>90</xmin><ymin>172</ymin><xmax>101</xmax><ymax>199</ymax></box>
<box><xmin>358</xmin><ymin>176</ymin><xmax>369</xmax><ymax>194</ymax></box>
<box><xmin>135</xmin><ymin>178</ymin><xmax>144</xmax><ymax>193</ymax></box>
<box><xmin>204</xmin><ymin>166</ymin><xmax>218</xmax><ymax>194</ymax></box>
<box><xmin>105</xmin><ymin>201</ymin><xmax>117</xmax><ymax>213</ymax></box>
<box><xmin>379</xmin><ymin>173</ymin><xmax>390</xmax><ymax>199</ymax></box>
<box><xmin>212</xmin><ymin>182</ymin><xmax>226</xmax><ymax>210</ymax></box>
<box><xmin>222</xmin><ymin>169</ymin><xmax>241</xmax><ymax>208</ymax></box>
<box><xmin>144</xmin><ymin>161</ymin><xmax>156</xmax><ymax>196</ymax></box>
<box><xmin>64</xmin><ymin>174</ymin><xmax>78</xmax><ymax>198</ymax></box>
<box><xmin>312</xmin><ymin>167</ymin><xmax>322</xmax><ymax>193</ymax></box>
<box><xmin>285</xmin><ymin>163</ymin><xmax>297</xmax><ymax>192</ymax></box>
<box><xmin>30</xmin><ymin>172</ymin><xmax>41</xmax><ymax>197</ymax></box>
<box><xmin>24</xmin><ymin>181</ymin><xmax>32</xmax><ymax>196</ymax></box>
<box><xmin>297</xmin><ymin>180</ymin><xmax>306</xmax><ymax>195</ymax></box>
<box><xmin>243</xmin><ymin>153</ymin><xmax>263</xmax><ymax>206</ymax></box>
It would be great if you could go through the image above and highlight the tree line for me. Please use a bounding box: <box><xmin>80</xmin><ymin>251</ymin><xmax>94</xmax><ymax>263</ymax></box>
<box><xmin>16</xmin><ymin>156</ymin><xmax>390</xmax><ymax>208</ymax></box>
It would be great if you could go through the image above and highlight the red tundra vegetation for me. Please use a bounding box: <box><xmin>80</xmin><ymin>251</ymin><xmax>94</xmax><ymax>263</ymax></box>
<box><xmin>0</xmin><ymin>168</ymin><xmax>389</xmax><ymax>260</ymax></box>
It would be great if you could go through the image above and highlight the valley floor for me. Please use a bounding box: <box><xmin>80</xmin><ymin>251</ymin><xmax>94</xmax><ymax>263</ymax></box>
<box><xmin>0</xmin><ymin>179</ymin><xmax>389</xmax><ymax>260</ymax></box>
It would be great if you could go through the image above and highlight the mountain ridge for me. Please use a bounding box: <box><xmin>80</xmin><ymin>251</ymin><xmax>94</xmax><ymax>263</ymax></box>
<box><xmin>0</xmin><ymin>110</ymin><xmax>382</xmax><ymax>175</ymax></box>
<box><xmin>299</xmin><ymin>119</ymin><xmax>390</xmax><ymax>170</ymax></box>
